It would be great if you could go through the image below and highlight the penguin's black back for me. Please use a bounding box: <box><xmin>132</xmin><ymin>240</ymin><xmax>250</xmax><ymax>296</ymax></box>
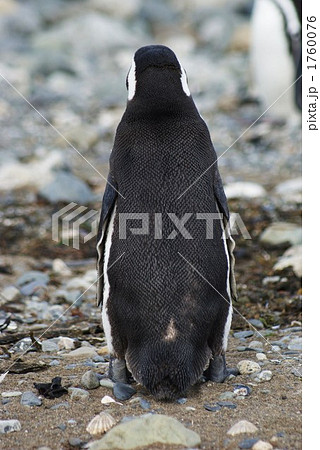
<box><xmin>101</xmin><ymin>45</ymin><xmax>232</xmax><ymax>399</ymax></box>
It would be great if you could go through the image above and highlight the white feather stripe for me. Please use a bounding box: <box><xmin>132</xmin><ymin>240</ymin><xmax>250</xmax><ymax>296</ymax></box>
<box><xmin>102</xmin><ymin>205</ymin><xmax>117</xmax><ymax>354</ymax></box>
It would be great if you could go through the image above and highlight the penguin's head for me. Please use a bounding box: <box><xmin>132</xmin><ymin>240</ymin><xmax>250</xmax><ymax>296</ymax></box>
<box><xmin>126</xmin><ymin>45</ymin><xmax>191</xmax><ymax>104</ymax></box>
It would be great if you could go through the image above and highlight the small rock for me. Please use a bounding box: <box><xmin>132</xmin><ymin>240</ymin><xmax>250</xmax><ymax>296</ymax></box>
<box><xmin>100</xmin><ymin>378</ymin><xmax>115</xmax><ymax>389</ymax></box>
<box><xmin>204</xmin><ymin>404</ymin><xmax>221</xmax><ymax>412</ymax></box>
<box><xmin>225</xmin><ymin>182</ymin><xmax>266</xmax><ymax>199</ymax></box>
<box><xmin>234</xmin><ymin>330</ymin><xmax>254</xmax><ymax>339</ymax></box>
<box><xmin>260</xmin><ymin>222</ymin><xmax>302</xmax><ymax>247</ymax></box>
<box><xmin>1</xmin><ymin>391</ymin><xmax>22</xmax><ymax>398</ymax></box>
<box><xmin>274</xmin><ymin>177</ymin><xmax>302</xmax><ymax>202</ymax></box>
<box><xmin>81</xmin><ymin>370</ymin><xmax>100</xmax><ymax>390</ymax></box>
<box><xmin>274</xmin><ymin>245</ymin><xmax>302</xmax><ymax>277</ymax></box>
<box><xmin>1</xmin><ymin>286</ymin><xmax>21</xmax><ymax>302</ymax></box>
<box><xmin>0</xmin><ymin>419</ymin><xmax>22</xmax><ymax>434</ymax></box>
<box><xmin>139</xmin><ymin>398</ymin><xmax>151</xmax><ymax>410</ymax></box>
<box><xmin>252</xmin><ymin>440</ymin><xmax>273</xmax><ymax>450</ymax></box>
<box><xmin>89</xmin><ymin>414</ymin><xmax>201</xmax><ymax>449</ymax></box>
<box><xmin>176</xmin><ymin>397</ymin><xmax>187</xmax><ymax>404</ymax></box>
<box><xmin>69</xmin><ymin>388</ymin><xmax>90</xmax><ymax>401</ymax></box>
<box><xmin>251</xmin><ymin>370</ymin><xmax>273</xmax><ymax>382</ymax></box>
<box><xmin>68</xmin><ymin>437</ymin><xmax>84</xmax><ymax>447</ymax></box>
<box><xmin>256</xmin><ymin>353</ymin><xmax>267</xmax><ymax>361</ymax></box>
<box><xmin>185</xmin><ymin>406</ymin><xmax>196</xmax><ymax>411</ymax></box>
<box><xmin>238</xmin><ymin>438</ymin><xmax>260</xmax><ymax>449</ymax></box>
<box><xmin>57</xmin><ymin>423</ymin><xmax>66</xmax><ymax>431</ymax></box>
<box><xmin>262</xmin><ymin>276</ymin><xmax>281</xmax><ymax>285</ymax></box>
<box><xmin>227</xmin><ymin>420</ymin><xmax>258</xmax><ymax>436</ymax></box>
<box><xmin>248</xmin><ymin>319</ymin><xmax>264</xmax><ymax>329</ymax></box>
<box><xmin>41</xmin><ymin>339</ymin><xmax>59</xmax><ymax>352</ymax></box>
<box><xmin>57</xmin><ymin>337</ymin><xmax>76</xmax><ymax>350</ymax></box>
<box><xmin>39</xmin><ymin>171</ymin><xmax>96</xmax><ymax>204</ymax></box>
<box><xmin>20</xmin><ymin>391</ymin><xmax>42</xmax><ymax>407</ymax></box>
<box><xmin>62</xmin><ymin>347</ymin><xmax>98</xmax><ymax>359</ymax></box>
<box><xmin>52</xmin><ymin>258</ymin><xmax>72</xmax><ymax>276</ymax></box>
<box><xmin>248</xmin><ymin>341</ymin><xmax>263</xmax><ymax>350</ymax></box>
<box><xmin>217</xmin><ymin>401</ymin><xmax>237</xmax><ymax>409</ymax></box>
<box><xmin>237</xmin><ymin>360</ymin><xmax>261</xmax><ymax>375</ymax></box>
<box><xmin>50</xmin><ymin>402</ymin><xmax>70</xmax><ymax>410</ymax></box>
<box><xmin>49</xmin><ymin>359</ymin><xmax>60</xmax><ymax>366</ymax></box>
<box><xmin>219</xmin><ymin>391</ymin><xmax>235</xmax><ymax>401</ymax></box>
<box><xmin>113</xmin><ymin>382</ymin><xmax>136</xmax><ymax>401</ymax></box>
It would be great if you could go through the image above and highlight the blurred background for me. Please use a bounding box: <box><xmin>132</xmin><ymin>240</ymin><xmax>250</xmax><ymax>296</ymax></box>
<box><xmin>0</xmin><ymin>0</ymin><xmax>301</xmax><ymax>331</ymax></box>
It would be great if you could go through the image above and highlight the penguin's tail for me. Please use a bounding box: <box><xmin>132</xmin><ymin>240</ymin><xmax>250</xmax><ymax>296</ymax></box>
<box><xmin>127</xmin><ymin>342</ymin><xmax>210</xmax><ymax>400</ymax></box>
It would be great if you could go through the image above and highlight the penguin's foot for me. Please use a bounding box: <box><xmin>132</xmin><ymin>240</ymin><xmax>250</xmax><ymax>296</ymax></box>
<box><xmin>203</xmin><ymin>355</ymin><xmax>239</xmax><ymax>383</ymax></box>
<box><xmin>109</xmin><ymin>358</ymin><xmax>130</xmax><ymax>384</ymax></box>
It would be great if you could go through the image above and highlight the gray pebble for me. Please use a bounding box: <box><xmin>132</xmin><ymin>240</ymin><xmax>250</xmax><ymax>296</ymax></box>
<box><xmin>81</xmin><ymin>370</ymin><xmax>100</xmax><ymax>390</ymax></box>
<box><xmin>68</xmin><ymin>437</ymin><xmax>84</xmax><ymax>447</ymax></box>
<box><xmin>177</xmin><ymin>397</ymin><xmax>187</xmax><ymax>404</ymax></box>
<box><xmin>217</xmin><ymin>401</ymin><xmax>237</xmax><ymax>409</ymax></box>
<box><xmin>21</xmin><ymin>391</ymin><xmax>42</xmax><ymax>407</ymax></box>
<box><xmin>204</xmin><ymin>404</ymin><xmax>221</xmax><ymax>412</ymax></box>
<box><xmin>41</xmin><ymin>339</ymin><xmax>59</xmax><ymax>353</ymax></box>
<box><xmin>219</xmin><ymin>391</ymin><xmax>235</xmax><ymax>401</ymax></box>
<box><xmin>248</xmin><ymin>319</ymin><xmax>264</xmax><ymax>329</ymax></box>
<box><xmin>113</xmin><ymin>382</ymin><xmax>136</xmax><ymax>401</ymax></box>
<box><xmin>238</xmin><ymin>437</ymin><xmax>260</xmax><ymax>449</ymax></box>
<box><xmin>65</xmin><ymin>364</ymin><xmax>78</xmax><ymax>370</ymax></box>
<box><xmin>234</xmin><ymin>330</ymin><xmax>254</xmax><ymax>339</ymax></box>
<box><xmin>69</xmin><ymin>388</ymin><xmax>90</xmax><ymax>401</ymax></box>
<box><xmin>50</xmin><ymin>402</ymin><xmax>69</xmax><ymax>410</ymax></box>
<box><xmin>100</xmin><ymin>378</ymin><xmax>115</xmax><ymax>388</ymax></box>
<box><xmin>57</xmin><ymin>423</ymin><xmax>66</xmax><ymax>431</ymax></box>
<box><xmin>49</xmin><ymin>359</ymin><xmax>60</xmax><ymax>366</ymax></box>
<box><xmin>139</xmin><ymin>398</ymin><xmax>151</xmax><ymax>410</ymax></box>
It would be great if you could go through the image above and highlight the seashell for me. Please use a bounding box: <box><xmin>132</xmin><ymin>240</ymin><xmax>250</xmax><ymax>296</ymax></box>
<box><xmin>227</xmin><ymin>420</ymin><xmax>258</xmax><ymax>436</ymax></box>
<box><xmin>86</xmin><ymin>411</ymin><xmax>117</xmax><ymax>436</ymax></box>
<box><xmin>101</xmin><ymin>395</ymin><xmax>122</xmax><ymax>406</ymax></box>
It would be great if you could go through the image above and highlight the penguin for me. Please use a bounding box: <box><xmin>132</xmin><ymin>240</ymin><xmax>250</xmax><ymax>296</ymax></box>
<box><xmin>250</xmin><ymin>0</ymin><xmax>302</xmax><ymax>118</ymax></box>
<box><xmin>97</xmin><ymin>45</ymin><xmax>238</xmax><ymax>400</ymax></box>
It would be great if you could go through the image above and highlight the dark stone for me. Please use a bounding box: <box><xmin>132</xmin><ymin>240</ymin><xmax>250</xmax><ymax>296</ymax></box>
<box><xmin>217</xmin><ymin>401</ymin><xmax>237</xmax><ymax>409</ymax></box>
<box><xmin>238</xmin><ymin>438</ymin><xmax>260</xmax><ymax>449</ymax></box>
<box><xmin>204</xmin><ymin>404</ymin><xmax>221</xmax><ymax>412</ymax></box>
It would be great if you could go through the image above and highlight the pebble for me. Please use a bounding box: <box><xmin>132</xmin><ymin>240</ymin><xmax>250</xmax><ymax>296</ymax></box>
<box><xmin>69</xmin><ymin>388</ymin><xmax>90</xmax><ymax>401</ymax></box>
<box><xmin>41</xmin><ymin>339</ymin><xmax>59</xmax><ymax>352</ymax></box>
<box><xmin>39</xmin><ymin>171</ymin><xmax>96</xmax><ymax>204</ymax></box>
<box><xmin>204</xmin><ymin>404</ymin><xmax>222</xmax><ymax>412</ymax></box>
<box><xmin>20</xmin><ymin>391</ymin><xmax>42</xmax><ymax>407</ymax></box>
<box><xmin>248</xmin><ymin>341</ymin><xmax>263</xmax><ymax>350</ymax></box>
<box><xmin>274</xmin><ymin>245</ymin><xmax>302</xmax><ymax>277</ymax></box>
<box><xmin>238</xmin><ymin>438</ymin><xmax>260</xmax><ymax>449</ymax></box>
<box><xmin>224</xmin><ymin>182</ymin><xmax>266</xmax><ymax>199</ymax></box>
<box><xmin>57</xmin><ymin>336</ymin><xmax>76</xmax><ymax>350</ymax></box>
<box><xmin>0</xmin><ymin>419</ymin><xmax>22</xmax><ymax>434</ymax></box>
<box><xmin>1</xmin><ymin>286</ymin><xmax>21</xmax><ymax>302</ymax></box>
<box><xmin>113</xmin><ymin>382</ymin><xmax>136</xmax><ymax>401</ymax></box>
<box><xmin>234</xmin><ymin>330</ymin><xmax>254</xmax><ymax>339</ymax></box>
<box><xmin>217</xmin><ymin>401</ymin><xmax>237</xmax><ymax>409</ymax></box>
<box><xmin>248</xmin><ymin>319</ymin><xmax>264</xmax><ymax>329</ymax></box>
<box><xmin>139</xmin><ymin>398</ymin><xmax>151</xmax><ymax>410</ymax></box>
<box><xmin>176</xmin><ymin>397</ymin><xmax>187</xmax><ymax>404</ymax></box>
<box><xmin>100</xmin><ymin>378</ymin><xmax>115</xmax><ymax>388</ymax></box>
<box><xmin>81</xmin><ymin>370</ymin><xmax>100</xmax><ymax>390</ymax></box>
<box><xmin>256</xmin><ymin>353</ymin><xmax>267</xmax><ymax>361</ymax></box>
<box><xmin>237</xmin><ymin>360</ymin><xmax>261</xmax><ymax>375</ymax></box>
<box><xmin>49</xmin><ymin>359</ymin><xmax>60</xmax><ymax>366</ymax></box>
<box><xmin>260</xmin><ymin>222</ymin><xmax>302</xmax><ymax>247</ymax></box>
<box><xmin>89</xmin><ymin>414</ymin><xmax>201</xmax><ymax>449</ymax></box>
<box><xmin>219</xmin><ymin>391</ymin><xmax>235</xmax><ymax>400</ymax></box>
<box><xmin>1</xmin><ymin>391</ymin><xmax>22</xmax><ymax>398</ymax></box>
<box><xmin>57</xmin><ymin>423</ymin><xmax>66</xmax><ymax>431</ymax></box>
<box><xmin>288</xmin><ymin>337</ymin><xmax>302</xmax><ymax>351</ymax></box>
<box><xmin>251</xmin><ymin>370</ymin><xmax>273</xmax><ymax>382</ymax></box>
<box><xmin>252</xmin><ymin>440</ymin><xmax>273</xmax><ymax>450</ymax></box>
<box><xmin>68</xmin><ymin>437</ymin><xmax>84</xmax><ymax>447</ymax></box>
<box><xmin>227</xmin><ymin>420</ymin><xmax>259</xmax><ymax>436</ymax></box>
<box><xmin>50</xmin><ymin>402</ymin><xmax>70</xmax><ymax>410</ymax></box>
<box><xmin>62</xmin><ymin>346</ymin><xmax>98</xmax><ymax>359</ymax></box>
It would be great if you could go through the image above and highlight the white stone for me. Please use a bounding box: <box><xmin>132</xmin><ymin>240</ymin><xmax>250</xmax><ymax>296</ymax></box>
<box><xmin>273</xmin><ymin>245</ymin><xmax>302</xmax><ymax>277</ymax></box>
<box><xmin>0</xmin><ymin>286</ymin><xmax>21</xmax><ymax>302</ymax></box>
<box><xmin>256</xmin><ymin>353</ymin><xmax>267</xmax><ymax>361</ymax></box>
<box><xmin>227</xmin><ymin>420</ymin><xmax>258</xmax><ymax>436</ymax></box>
<box><xmin>1</xmin><ymin>391</ymin><xmax>22</xmax><ymax>398</ymax></box>
<box><xmin>252</xmin><ymin>370</ymin><xmax>273</xmax><ymax>382</ymax></box>
<box><xmin>274</xmin><ymin>177</ymin><xmax>302</xmax><ymax>202</ymax></box>
<box><xmin>260</xmin><ymin>223</ymin><xmax>302</xmax><ymax>247</ymax></box>
<box><xmin>57</xmin><ymin>336</ymin><xmax>75</xmax><ymax>350</ymax></box>
<box><xmin>225</xmin><ymin>182</ymin><xmax>266</xmax><ymax>199</ymax></box>
<box><xmin>52</xmin><ymin>259</ymin><xmax>72</xmax><ymax>276</ymax></box>
<box><xmin>237</xmin><ymin>360</ymin><xmax>261</xmax><ymax>375</ymax></box>
<box><xmin>252</xmin><ymin>440</ymin><xmax>273</xmax><ymax>450</ymax></box>
<box><xmin>62</xmin><ymin>347</ymin><xmax>98</xmax><ymax>359</ymax></box>
<box><xmin>0</xmin><ymin>419</ymin><xmax>21</xmax><ymax>434</ymax></box>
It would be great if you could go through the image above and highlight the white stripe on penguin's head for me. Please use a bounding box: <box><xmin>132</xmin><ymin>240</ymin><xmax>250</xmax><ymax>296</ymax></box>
<box><xmin>180</xmin><ymin>64</ymin><xmax>190</xmax><ymax>96</ymax></box>
<box><xmin>127</xmin><ymin>57</ymin><xmax>136</xmax><ymax>101</ymax></box>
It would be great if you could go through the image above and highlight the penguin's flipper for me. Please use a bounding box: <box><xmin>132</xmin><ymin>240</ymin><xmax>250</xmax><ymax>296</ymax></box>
<box><xmin>96</xmin><ymin>173</ymin><xmax>118</xmax><ymax>307</ymax></box>
<box><xmin>213</xmin><ymin>168</ymin><xmax>237</xmax><ymax>301</ymax></box>
<box><xmin>203</xmin><ymin>355</ymin><xmax>239</xmax><ymax>383</ymax></box>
